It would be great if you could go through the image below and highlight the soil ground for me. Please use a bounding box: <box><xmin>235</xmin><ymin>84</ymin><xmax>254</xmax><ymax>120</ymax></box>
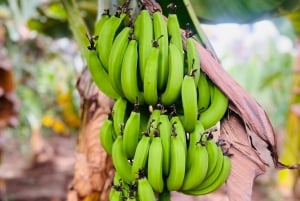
<box><xmin>0</xmin><ymin>133</ymin><xmax>75</xmax><ymax>201</ymax></box>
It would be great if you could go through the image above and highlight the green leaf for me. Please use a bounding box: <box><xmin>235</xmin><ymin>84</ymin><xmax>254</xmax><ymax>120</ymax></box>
<box><xmin>287</xmin><ymin>8</ymin><xmax>300</xmax><ymax>37</ymax></box>
<box><xmin>44</xmin><ymin>2</ymin><xmax>67</xmax><ymax>20</ymax></box>
<box><xmin>61</xmin><ymin>0</ymin><xmax>90</xmax><ymax>60</ymax></box>
<box><xmin>27</xmin><ymin>17</ymin><xmax>71</xmax><ymax>38</ymax></box>
<box><xmin>167</xmin><ymin>0</ymin><xmax>300</xmax><ymax>24</ymax></box>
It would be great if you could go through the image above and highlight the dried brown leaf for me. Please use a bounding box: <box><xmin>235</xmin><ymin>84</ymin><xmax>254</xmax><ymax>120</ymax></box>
<box><xmin>0</xmin><ymin>94</ymin><xmax>18</xmax><ymax>128</ymax></box>
<box><xmin>221</xmin><ymin>113</ymin><xmax>266</xmax><ymax>201</ymax></box>
<box><xmin>68</xmin><ymin>68</ymin><xmax>114</xmax><ymax>200</ymax></box>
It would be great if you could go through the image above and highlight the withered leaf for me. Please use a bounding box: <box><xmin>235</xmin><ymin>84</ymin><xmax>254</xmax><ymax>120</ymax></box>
<box><xmin>221</xmin><ymin>112</ymin><xmax>267</xmax><ymax>201</ymax></box>
<box><xmin>68</xmin><ymin>68</ymin><xmax>114</xmax><ymax>200</ymax></box>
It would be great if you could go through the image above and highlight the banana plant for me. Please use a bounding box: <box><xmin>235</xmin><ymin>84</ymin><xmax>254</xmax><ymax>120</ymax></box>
<box><xmin>59</xmin><ymin>0</ymin><xmax>300</xmax><ymax>201</ymax></box>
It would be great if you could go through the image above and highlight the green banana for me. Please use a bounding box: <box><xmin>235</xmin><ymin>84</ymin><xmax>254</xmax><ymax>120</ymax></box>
<box><xmin>203</xmin><ymin>145</ymin><xmax>225</xmax><ymax>183</ymax></box>
<box><xmin>99</xmin><ymin>116</ymin><xmax>115</xmax><ymax>155</ymax></box>
<box><xmin>147</xmin><ymin>130</ymin><xmax>164</xmax><ymax>193</ymax></box>
<box><xmin>181</xmin><ymin>75</ymin><xmax>198</xmax><ymax>132</ymax></box>
<box><xmin>113</xmin><ymin>171</ymin><xmax>122</xmax><ymax>186</ymax></box>
<box><xmin>109</xmin><ymin>186</ymin><xmax>123</xmax><ymax>201</ymax></box>
<box><xmin>166</xmin><ymin>131</ymin><xmax>186</xmax><ymax>191</ymax></box>
<box><xmin>133</xmin><ymin>9</ymin><xmax>141</xmax><ymax>39</ymax></box>
<box><xmin>121</xmin><ymin>37</ymin><xmax>145</xmax><ymax>104</ymax></box>
<box><xmin>122</xmin><ymin>179</ymin><xmax>134</xmax><ymax>199</ymax></box>
<box><xmin>147</xmin><ymin>108</ymin><xmax>161</xmax><ymax>140</ymax></box>
<box><xmin>139</xmin><ymin>106</ymin><xmax>151</xmax><ymax>137</ymax></box>
<box><xmin>126</xmin><ymin>184</ymin><xmax>137</xmax><ymax>201</ymax></box>
<box><xmin>86</xmin><ymin>48</ymin><xmax>120</xmax><ymax>99</ymax></box>
<box><xmin>126</xmin><ymin>194</ymin><xmax>137</xmax><ymax>201</ymax></box>
<box><xmin>181</xmin><ymin>127</ymin><xmax>208</xmax><ymax>191</ymax></box>
<box><xmin>185</xmin><ymin>120</ymin><xmax>204</xmax><ymax>169</ymax></box>
<box><xmin>94</xmin><ymin>9</ymin><xmax>110</xmax><ymax>36</ymax></box>
<box><xmin>205</xmin><ymin>139</ymin><xmax>220</xmax><ymax>176</ymax></box>
<box><xmin>209</xmin><ymin>79</ymin><xmax>215</xmax><ymax>100</ymax></box>
<box><xmin>183</xmin><ymin>154</ymin><xmax>231</xmax><ymax>195</ymax></box>
<box><xmin>158</xmin><ymin>190</ymin><xmax>171</xmax><ymax>201</ymax></box>
<box><xmin>157</xmin><ymin>113</ymin><xmax>171</xmax><ymax>176</ymax></box>
<box><xmin>153</xmin><ymin>10</ymin><xmax>169</xmax><ymax>91</ymax></box>
<box><xmin>147</xmin><ymin>108</ymin><xmax>161</xmax><ymax>129</ymax></box>
<box><xmin>112</xmin><ymin>135</ymin><xmax>134</xmax><ymax>184</ymax></box>
<box><xmin>199</xmin><ymin>84</ymin><xmax>228</xmax><ymax>129</ymax></box>
<box><xmin>135</xmin><ymin>9</ymin><xmax>153</xmax><ymax>82</ymax></box>
<box><xmin>167</xmin><ymin>3</ymin><xmax>183</xmax><ymax>58</ymax></box>
<box><xmin>184</xmin><ymin>145</ymin><xmax>224</xmax><ymax>194</ymax></box>
<box><xmin>137</xmin><ymin>176</ymin><xmax>157</xmax><ymax>201</ymax></box>
<box><xmin>131</xmin><ymin>133</ymin><xmax>151</xmax><ymax>179</ymax></box>
<box><xmin>160</xmin><ymin>43</ymin><xmax>184</xmax><ymax>106</ymax></box>
<box><xmin>97</xmin><ymin>9</ymin><xmax>127</xmax><ymax>69</ymax></box>
<box><xmin>112</xmin><ymin>98</ymin><xmax>127</xmax><ymax>135</ymax></box>
<box><xmin>126</xmin><ymin>196</ymin><xmax>136</xmax><ymax>201</ymax></box>
<box><xmin>186</xmin><ymin>32</ymin><xmax>201</xmax><ymax>85</ymax></box>
<box><xmin>123</xmin><ymin>103</ymin><xmax>141</xmax><ymax>159</ymax></box>
<box><xmin>143</xmin><ymin>43</ymin><xmax>159</xmax><ymax>106</ymax></box>
<box><xmin>197</xmin><ymin>72</ymin><xmax>211</xmax><ymax>113</ymax></box>
<box><xmin>108</xmin><ymin>26</ymin><xmax>131</xmax><ymax>95</ymax></box>
<box><xmin>170</xmin><ymin>115</ymin><xmax>187</xmax><ymax>155</ymax></box>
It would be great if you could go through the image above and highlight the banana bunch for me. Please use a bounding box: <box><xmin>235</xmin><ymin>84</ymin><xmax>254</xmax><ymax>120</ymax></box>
<box><xmin>100</xmin><ymin>101</ymin><xmax>231</xmax><ymax>200</ymax></box>
<box><xmin>87</xmin><ymin>2</ymin><xmax>232</xmax><ymax>200</ymax></box>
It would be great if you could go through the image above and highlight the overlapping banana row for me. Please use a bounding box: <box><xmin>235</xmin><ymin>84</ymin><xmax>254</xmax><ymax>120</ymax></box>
<box><xmin>86</xmin><ymin>2</ymin><xmax>232</xmax><ymax>200</ymax></box>
<box><xmin>100</xmin><ymin>101</ymin><xmax>231</xmax><ymax>200</ymax></box>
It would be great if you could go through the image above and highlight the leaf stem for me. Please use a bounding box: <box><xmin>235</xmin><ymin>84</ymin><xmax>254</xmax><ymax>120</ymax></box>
<box><xmin>182</xmin><ymin>0</ymin><xmax>218</xmax><ymax>59</ymax></box>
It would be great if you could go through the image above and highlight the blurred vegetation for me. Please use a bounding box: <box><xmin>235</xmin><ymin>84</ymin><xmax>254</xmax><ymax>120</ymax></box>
<box><xmin>0</xmin><ymin>0</ymin><xmax>82</xmax><ymax>144</ymax></box>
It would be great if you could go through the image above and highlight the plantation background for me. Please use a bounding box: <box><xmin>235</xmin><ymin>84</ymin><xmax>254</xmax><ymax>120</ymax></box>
<box><xmin>0</xmin><ymin>0</ymin><xmax>299</xmax><ymax>200</ymax></box>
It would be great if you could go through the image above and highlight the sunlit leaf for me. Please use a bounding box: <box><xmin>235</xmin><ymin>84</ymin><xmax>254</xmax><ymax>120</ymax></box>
<box><xmin>61</xmin><ymin>0</ymin><xmax>90</xmax><ymax>59</ymax></box>
<box><xmin>44</xmin><ymin>2</ymin><xmax>67</xmax><ymax>20</ymax></box>
<box><xmin>287</xmin><ymin>8</ymin><xmax>300</xmax><ymax>37</ymax></box>
<box><xmin>27</xmin><ymin>17</ymin><xmax>71</xmax><ymax>38</ymax></box>
<box><xmin>181</xmin><ymin>0</ymin><xmax>300</xmax><ymax>24</ymax></box>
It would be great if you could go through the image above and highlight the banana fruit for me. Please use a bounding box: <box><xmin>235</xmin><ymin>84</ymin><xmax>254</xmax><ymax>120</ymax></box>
<box><xmin>147</xmin><ymin>130</ymin><xmax>164</xmax><ymax>193</ymax></box>
<box><xmin>86</xmin><ymin>3</ymin><xmax>232</xmax><ymax>199</ymax></box>
<box><xmin>181</xmin><ymin>75</ymin><xmax>198</xmax><ymax>132</ymax></box>
<box><xmin>99</xmin><ymin>116</ymin><xmax>115</xmax><ymax>155</ymax></box>
<box><xmin>166</xmin><ymin>131</ymin><xmax>186</xmax><ymax>191</ymax></box>
<box><xmin>122</xmin><ymin>103</ymin><xmax>141</xmax><ymax>159</ymax></box>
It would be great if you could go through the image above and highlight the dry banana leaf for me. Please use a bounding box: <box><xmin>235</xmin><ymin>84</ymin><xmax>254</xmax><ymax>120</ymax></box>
<box><xmin>0</xmin><ymin>49</ymin><xmax>18</xmax><ymax>128</ymax></box>
<box><xmin>0</xmin><ymin>55</ymin><xmax>14</xmax><ymax>95</ymax></box>
<box><xmin>67</xmin><ymin>69</ymin><xmax>114</xmax><ymax>201</ymax></box>
<box><xmin>221</xmin><ymin>113</ymin><xmax>266</xmax><ymax>201</ymax></box>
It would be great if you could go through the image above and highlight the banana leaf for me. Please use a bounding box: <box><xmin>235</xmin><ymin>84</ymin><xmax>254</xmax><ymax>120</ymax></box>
<box><xmin>157</xmin><ymin>0</ymin><xmax>300</xmax><ymax>24</ymax></box>
<box><xmin>287</xmin><ymin>8</ymin><xmax>300</xmax><ymax>36</ymax></box>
